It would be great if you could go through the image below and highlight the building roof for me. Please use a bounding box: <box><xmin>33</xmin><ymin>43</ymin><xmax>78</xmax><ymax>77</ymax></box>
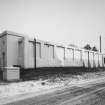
<box><xmin>0</xmin><ymin>30</ymin><xmax>27</xmax><ymax>38</ymax></box>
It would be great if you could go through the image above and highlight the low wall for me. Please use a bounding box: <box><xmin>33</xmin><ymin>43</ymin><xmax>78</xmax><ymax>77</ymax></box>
<box><xmin>3</xmin><ymin>67</ymin><xmax>20</xmax><ymax>81</ymax></box>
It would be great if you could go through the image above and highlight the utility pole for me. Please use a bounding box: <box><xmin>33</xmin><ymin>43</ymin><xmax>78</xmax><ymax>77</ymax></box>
<box><xmin>34</xmin><ymin>38</ymin><xmax>36</xmax><ymax>70</ymax></box>
<box><xmin>100</xmin><ymin>35</ymin><xmax>102</xmax><ymax>53</ymax></box>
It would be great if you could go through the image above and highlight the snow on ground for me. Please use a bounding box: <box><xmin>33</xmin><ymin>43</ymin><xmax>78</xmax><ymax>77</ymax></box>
<box><xmin>0</xmin><ymin>80</ymin><xmax>65</xmax><ymax>98</ymax></box>
<box><xmin>0</xmin><ymin>71</ymin><xmax>105</xmax><ymax>99</ymax></box>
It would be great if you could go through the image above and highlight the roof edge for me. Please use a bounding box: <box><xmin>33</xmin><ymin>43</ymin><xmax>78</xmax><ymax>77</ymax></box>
<box><xmin>0</xmin><ymin>30</ymin><xmax>28</xmax><ymax>37</ymax></box>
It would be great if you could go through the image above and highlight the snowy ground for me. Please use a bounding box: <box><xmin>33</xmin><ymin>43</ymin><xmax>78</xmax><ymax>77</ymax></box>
<box><xmin>0</xmin><ymin>71</ymin><xmax>105</xmax><ymax>99</ymax></box>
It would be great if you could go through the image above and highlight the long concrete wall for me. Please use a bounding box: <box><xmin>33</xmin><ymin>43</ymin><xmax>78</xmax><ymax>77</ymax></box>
<box><xmin>0</xmin><ymin>31</ymin><xmax>104</xmax><ymax>69</ymax></box>
<box><xmin>22</xmin><ymin>37</ymin><xmax>105</xmax><ymax>69</ymax></box>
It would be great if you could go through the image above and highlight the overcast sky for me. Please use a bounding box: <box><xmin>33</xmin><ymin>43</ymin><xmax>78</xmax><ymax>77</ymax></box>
<box><xmin>0</xmin><ymin>0</ymin><xmax>105</xmax><ymax>51</ymax></box>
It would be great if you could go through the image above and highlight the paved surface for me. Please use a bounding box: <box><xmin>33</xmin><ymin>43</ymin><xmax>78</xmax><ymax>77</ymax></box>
<box><xmin>2</xmin><ymin>80</ymin><xmax>105</xmax><ymax>105</ymax></box>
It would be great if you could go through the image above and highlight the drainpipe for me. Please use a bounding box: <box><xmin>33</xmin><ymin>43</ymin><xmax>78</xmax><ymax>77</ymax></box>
<box><xmin>34</xmin><ymin>38</ymin><xmax>36</xmax><ymax>70</ymax></box>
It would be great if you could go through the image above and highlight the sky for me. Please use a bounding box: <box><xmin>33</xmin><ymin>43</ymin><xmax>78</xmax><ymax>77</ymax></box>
<box><xmin>0</xmin><ymin>0</ymin><xmax>105</xmax><ymax>52</ymax></box>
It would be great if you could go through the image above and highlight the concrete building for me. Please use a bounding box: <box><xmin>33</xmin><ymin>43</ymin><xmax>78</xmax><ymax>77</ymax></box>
<box><xmin>0</xmin><ymin>31</ymin><xmax>23</xmax><ymax>69</ymax></box>
<box><xmin>0</xmin><ymin>30</ymin><xmax>104</xmax><ymax>81</ymax></box>
<box><xmin>0</xmin><ymin>30</ymin><xmax>104</xmax><ymax>71</ymax></box>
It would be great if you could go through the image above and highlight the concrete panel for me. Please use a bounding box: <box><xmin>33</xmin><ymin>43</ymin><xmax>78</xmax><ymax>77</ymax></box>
<box><xmin>55</xmin><ymin>46</ymin><xmax>65</xmax><ymax>66</ymax></box>
<box><xmin>89</xmin><ymin>52</ymin><xmax>94</xmax><ymax>68</ymax></box>
<box><xmin>28</xmin><ymin>42</ymin><xmax>34</xmax><ymax>68</ymax></box>
<box><xmin>35</xmin><ymin>42</ymin><xmax>48</xmax><ymax>67</ymax></box>
<box><xmin>43</xmin><ymin>44</ymin><xmax>49</xmax><ymax>60</ymax></box>
<box><xmin>43</xmin><ymin>44</ymin><xmax>54</xmax><ymax>60</ymax></box>
<box><xmin>36</xmin><ymin>42</ymin><xmax>41</xmax><ymax>58</ymax></box>
<box><xmin>48</xmin><ymin>45</ymin><xmax>54</xmax><ymax>60</ymax></box>
<box><xmin>64</xmin><ymin>48</ymin><xmax>74</xmax><ymax>67</ymax></box>
<box><xmin>36</xmin><ymin>41</ymin><xmax>62</xmax><ymax>68</ymax></box>
<box><xmin>65</xmin><ymin>48</ymin><xmax>74</xmax><ymax>60</ymax></box>
<box><xmin>74</xmin><ymin>50</ymin><xmax>81</xmax><ymax>62</ymax></box>
<box><xmin>36</xmin><ymin>58</ymin><xmax>61</xmax><ymax>67</ymax></box>
<box><xmin>36</xmin><ymin>43</ymin><xmax>61</xmax><ymax>67</ymax></box>
<box><xmin>94</xmin><ymin>53</ymin><xmax>99</xmax><ymax>67</ymax></box>
<box><xmin>64</xmin><ymin>59</ymin><xmax>83</xmax><ymax>67</ymax></box>
<box><xmin>18</xmin><ymin>38</ymin><xmax>24</xmax><ymax>67</ymax></box>
<box><xmin>99</xmin><ymin>54</ymin><xmax>103</xmax><ymax>67</ymax></box>
<box><xmin>7</xmin><ymin>35</ymin><xmax>22</xmax><ymax>67</ymax></box>
<box><xmin>83</xmin><ymin>51</ymin><xmax>88</xmax><ymax>67</ymax></box>
<box><xmin>48</xmin><ymin>45</ymin><xmax>55</xmax><ymax>67</ymax></box>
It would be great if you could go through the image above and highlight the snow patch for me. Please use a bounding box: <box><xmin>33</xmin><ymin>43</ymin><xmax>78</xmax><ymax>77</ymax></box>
<box><xmin>0</xmin><ymin>71</ymin><xmax>105</xmax><ymax>98</ymax></box>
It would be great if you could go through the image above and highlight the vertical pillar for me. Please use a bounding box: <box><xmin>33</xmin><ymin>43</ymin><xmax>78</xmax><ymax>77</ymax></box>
<box><xmin>73</xmin><ymin>49</ymin><xmax>74</xmax><ymax>61</ymax></box>
<box><xmin>98</xmin><ymin>54</ymin><xmax>99</xmax><ymax>67</ymax></box>
<box><xmin>80</xmin><ymin>50</ymin><xmax>82</xmax><ymax>62</ymax></box>
<box><xmin>34</xmin><ymin>38</ymin><xmax>36</xmax><ymax>70</ymax></box>
<box><xmin>53</xmin><ymin>45</ymin><xmax>55</xmax><ymax>59</ymax></box>
<box><xmin>100</xmin><ymin>35</ymin><xmax>102</xmax><ymax>53</ymax></box>
<box><xmin>102</xmin><ymin>55</ymin><xmax>104</xmax><ymax>67</ymax></box>
<box><xmin>88</xmin><ymin>51</ymin><xmax>89</xmax><ymax>68</ymax></box>
<box><xmin>64</xmin><ymin>47</ymin><xmax>65</xmax><ymax>60</ymax></box>
<box><xmin>24</xmin><ymin>36</ymin><xmax>29</xmax><ymax>69</ymax></box>
<box><xmin>93</xmin><ymin>52</ymin><xmax>94</xmax><ymax>67</ymax></box>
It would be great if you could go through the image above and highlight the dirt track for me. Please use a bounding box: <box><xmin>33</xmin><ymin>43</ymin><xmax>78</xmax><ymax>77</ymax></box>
<box><xmin>3</xmin><ymin>79</ymin><xmax>105</xmax><ymax>105</ymax></box>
